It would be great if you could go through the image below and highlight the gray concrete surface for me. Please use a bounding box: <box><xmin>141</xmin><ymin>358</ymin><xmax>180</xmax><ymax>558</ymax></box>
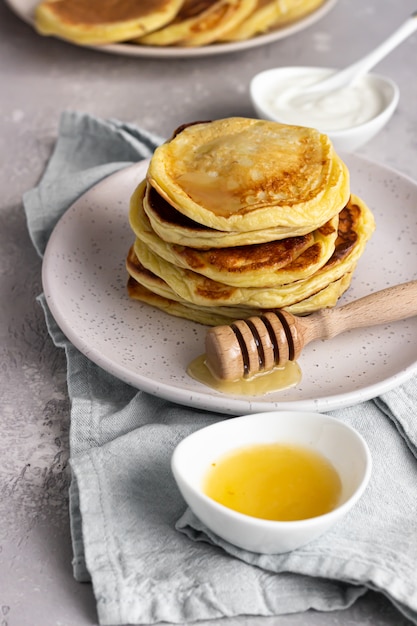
<box><xmin>1</xmin><ymin>0</ymin><xmax>416</xmax><ymax>624</ymax></box>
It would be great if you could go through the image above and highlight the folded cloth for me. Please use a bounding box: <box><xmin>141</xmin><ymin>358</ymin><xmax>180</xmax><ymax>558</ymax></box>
<box><xmin>23</xmin><ymin>110</ymin><xmax>417</xmax><ymax>626</ymax></box>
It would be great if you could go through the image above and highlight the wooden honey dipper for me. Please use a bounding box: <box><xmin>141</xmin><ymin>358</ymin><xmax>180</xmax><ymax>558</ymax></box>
<box><xmin>205</xmin><ymin>280</ymin><xmax>417</xmax><ymax>381</ymax></box>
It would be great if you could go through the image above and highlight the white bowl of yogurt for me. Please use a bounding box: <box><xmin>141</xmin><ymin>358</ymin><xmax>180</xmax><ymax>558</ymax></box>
<box><xmin>250</xmin><ymin>66</ymin><xmax>399</xmax><ymax>152</ymax></box>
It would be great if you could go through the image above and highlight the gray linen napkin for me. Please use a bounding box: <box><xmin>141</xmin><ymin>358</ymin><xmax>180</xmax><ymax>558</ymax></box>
<box><xmin>23</xmin><ymin>110</ymin><xmax>417</xmax><ymax>626</ymax></box>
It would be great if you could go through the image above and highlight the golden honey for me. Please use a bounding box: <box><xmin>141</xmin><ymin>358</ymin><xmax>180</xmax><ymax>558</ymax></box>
<box><xmin>203</xmin><ymin>443</ymin><xmax>342</xmax><ymax>521</ymax></box>
<box><xmin>187</xmin><ymin>354</ymin><xmax>301</xmax><ymax>395</ymax></box>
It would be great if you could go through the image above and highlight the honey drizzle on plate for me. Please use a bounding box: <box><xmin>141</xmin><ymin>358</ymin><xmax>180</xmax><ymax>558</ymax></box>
<box><xmin>187</xmin><ymin>354</ymin><xmax>301</xmax><ymax>396</ymax></box>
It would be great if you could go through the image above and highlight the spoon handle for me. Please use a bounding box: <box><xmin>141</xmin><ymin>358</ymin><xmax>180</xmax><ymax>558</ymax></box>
<box><xmin>343</xmin><ymin>10</ymin><xmax>417</xmax><ymax>82</ymax></box>
<box><xmin>305</xmin><ymin>11</ymin><xmax>417</xmax><ymax>94</ymax></box>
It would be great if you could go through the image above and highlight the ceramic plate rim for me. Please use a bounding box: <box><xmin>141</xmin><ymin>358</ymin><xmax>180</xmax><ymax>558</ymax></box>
<box><xmin>6</xmin><ymin>0</ymin><xmax>338</xmax><ymax>58</ymax></box>
<box><xmin>41</xmin><ymin>155</ymin><xmax>417</xmax><ymax>415</ymax></box>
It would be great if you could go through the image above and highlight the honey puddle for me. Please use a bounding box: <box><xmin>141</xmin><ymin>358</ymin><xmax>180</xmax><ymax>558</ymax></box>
<box><xmin>203</xmin><ymin>443</ymin><xmax>342</xmax><ymax>521</ymax></box>
<box><xmin>187</xmin><ymin>354</ymin><xmax>301</xmax><ymax>396</ymax></box>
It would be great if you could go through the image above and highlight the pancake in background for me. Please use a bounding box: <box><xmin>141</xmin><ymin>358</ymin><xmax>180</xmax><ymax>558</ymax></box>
<box><xmin>130</xmin><ymin>195</ymin><xmax>375</xmax><ymax>310</ymax></box>
<box><xmin>221</xmin><ymin>0</ymin><xmax>290</xmax><ymax>41</ymax></box>
<box><xmin>136</xmin><ymin>0</ymin><xmax>257</xmax><ymax>47</ymax></box>
<box><xmin>34</xmin><ymin>0</ymin><xmax>184</xmax><ymax>45</ymax></box>
<box><xmin>221</xmin><ymin>0</ymin><xmax>325</xmax><ymax>41</ymax></box>
<box><xmin>130</xmin><ymin>181</ymin><xmax>340</xmax><ymax>288</ymax></box>
<box><xmin>272</xmin><ymin>0</ymin><xmax>328</xmax><ymax>27</ymax></box>
<box><xmin>147</xmin><ymin>118</ymin><xmax>350</xmax><ymax>233</ymax></box>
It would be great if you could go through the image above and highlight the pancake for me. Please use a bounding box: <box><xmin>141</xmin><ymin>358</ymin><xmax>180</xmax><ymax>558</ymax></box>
<box><xmin>138</xmin><ymin>178</ymin><xmax>338</xmax><ymax>247</ymax></box>
<box><xmin>34</xmin><ymin>0</ymin><xmax>184</xmax><ymax>45</ymax></box>
<box><xmin>127</xmin><ymin>118</ymin><xmax>375</xmax><ymax>328</ymax></box>
<box><xmin>283</xmin><ymin>272</ymin><xmax>354</xmax><ymax>315</ymax></box>
<box><xmin>126</xmin><ymin>255</ymin><xmax>354</xmax><ymax>325</ymax></box>
<box><xmin>126</xmin><ymin>257</ymin><xmax>260</xmax><ymax>326</ymax></box>
<box><xmin>130</xmin><ymin>180</ymin><xmax>340</xmax><ymax>288</ymax></box>
<box><xmin>136</xmin><ymin>0</ymin><xmax>257</xmax><ymax>47</ymax></box>
<box><xmin>129</xmin><ymin>195</ymin><xmax>375</xmax><ymax>310</ymax></box>
<box><xmin>221</xmin><ymin>0</ymin><xmax>289</xmax><ymax>41</ymax></box>
<box><xmin>271</xmin><ymin>0</ymin><xmax>328</xmax><ymax>27</ymax></box>
<box><xmin>147</xmin><ymin>118</ymin><xmax>350</xmax><ymax>233</ymax></box>
<box><xmin>221</xmin><ymin>0</ymin><xmax>325</xmax><ymax>41</ymax></box>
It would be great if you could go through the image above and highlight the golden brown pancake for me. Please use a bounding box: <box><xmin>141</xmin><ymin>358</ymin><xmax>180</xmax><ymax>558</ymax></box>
<box><xmin>128</xmin><ymin>195</ymin><xmax>375</xmax><ymax>311</ymax></box>
<box><xmin>126</xmin><ymin>256</ymin><xmax>261</xmax><ymax>326</ymax></box>
<box><xmin>130</xmin><ymin>180</ymin><xmax>340</xmax><ymax>288</ymax></box>
<box><xmin>147</xmin><ymin>118</ymin><xmax>350</xmax><ymax>233</ymax></box>
<box><xmin>271</xmin><ymin>0</ymin><xmax>328</xmax><ymax>27</ymax></box>
<box><xmin>34</xmin><ymin>0</ymin><xmax>184</xmax><ymax>44</ymax></box>
<box><xmin>126</xmin><ymin>255</ymin><xmax>354</xmax><ymax>325</ymax></box>
<box><xmin>221</xmin><ymin>0</ymin><xmax>325</xmax><ymax>41</ymax></box>
<box><xmin>221</xmin><ymin>0</ymin><xmax>288</xmax><ymax>41</ymax></box>
<box><xmin>126</xmin><ymin>118</ymin><xmax>375</xmax><ymax>327</ymax></box>
<box><xmin>137</xmin><ymin>178</ymin><xmax>335</xmax><ymax>247</ymax></box>
<box><xmin>136</xmin><ymin>0</ymin><xmax>257</xmax><ymax>47</ymax></box>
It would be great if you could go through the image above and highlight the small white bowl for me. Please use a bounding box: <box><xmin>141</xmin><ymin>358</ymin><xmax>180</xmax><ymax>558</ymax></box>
<box><xmin>172</xmin><ymin>411</ymin><xmax>372</xmax><ymax>554</ymax></box>
<box><xmin>250</xmin><ymin>66</ymin><xmax>399</xmax><ymax>152</ymax></box>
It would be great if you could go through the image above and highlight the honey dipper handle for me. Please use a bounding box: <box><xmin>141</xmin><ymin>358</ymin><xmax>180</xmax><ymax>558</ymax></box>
<box><xmin>205</xmin><ymin>280</ymin><xmax>417</xmax><ymax>381</ymax></box>
<box><xmin>302</xmin><ymin>279</ymin><xmax>417</xmax><ymax>343</ymax></box>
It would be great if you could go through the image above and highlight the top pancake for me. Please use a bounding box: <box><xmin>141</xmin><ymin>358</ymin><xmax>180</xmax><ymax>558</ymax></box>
<box><xmin>147</xmin><ymin>118</ymin><xmax>350</xmax><ymax>233</ymax></box>
<box><xmin>35</xmin><ymin>0</ymin><xmax>184</xmax><ymax>44</ymax></box>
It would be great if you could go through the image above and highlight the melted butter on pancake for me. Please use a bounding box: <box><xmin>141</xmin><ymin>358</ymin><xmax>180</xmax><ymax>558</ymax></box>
<box><xmin>168</xmin><ymin>123</ymin><xmax>329</xmax><ymax>214</ymax></box>
<box><xmin>148</xmin><ymin>118</ymin><xmax>349</xmax><ymax>231</ymax></box>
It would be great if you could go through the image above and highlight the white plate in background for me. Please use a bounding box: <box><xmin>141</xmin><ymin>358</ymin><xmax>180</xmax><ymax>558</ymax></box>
<box><xmin>42</xmin><ymin>156</ymin><xmax>417</xmax><ymax>415</ymax></box>
<box><xmin>6</xmin><ymin>0</ymin><xmax>337</xmax><ymax>58</ymax></box>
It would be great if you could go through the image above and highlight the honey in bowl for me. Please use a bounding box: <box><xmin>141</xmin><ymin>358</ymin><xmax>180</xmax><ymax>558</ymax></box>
<box><xmin>203</xmin><ymin>442</ymin><xmax>342</xmax><ymax>521</ymax></box>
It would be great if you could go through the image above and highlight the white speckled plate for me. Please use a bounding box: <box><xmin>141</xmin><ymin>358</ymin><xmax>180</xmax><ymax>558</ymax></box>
<box><xmin>7</xmin><ymin>0</ymin><xmax>337</xmax><ymax>58</ymax></box>
<box><xmin>42</xmin><ymin>156</ymin><xmax>417</xmax><ymax>415</ymax></box>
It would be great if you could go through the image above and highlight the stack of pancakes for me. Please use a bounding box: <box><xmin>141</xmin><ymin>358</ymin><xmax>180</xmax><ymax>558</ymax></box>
<box><xmin>34</xmin><ymin>0</ymin><xmax>327</xmax><ymax>47</ymax></box>
<box><xmin>126</xmin><ymin>118</ymin><xmax>375</xmax><ymax>326</ymax></box>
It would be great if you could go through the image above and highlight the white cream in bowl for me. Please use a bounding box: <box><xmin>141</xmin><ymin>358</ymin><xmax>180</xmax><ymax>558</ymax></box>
<box><xmin>172</xmin><ymin>411</ymin><xmax>372</xmax><ymax>554</ymax></box>
<box><xmin>250</xmin><ymin>66</ymin><xmax>399</xmax><ymax>152</ymax></box>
